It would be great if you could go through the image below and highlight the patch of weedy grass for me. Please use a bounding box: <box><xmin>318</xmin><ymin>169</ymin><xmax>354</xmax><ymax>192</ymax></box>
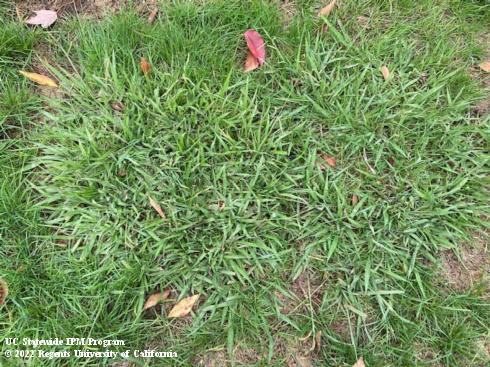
<box><xmin>0</xmin><ymin>0</ymin><xmax>489</xmax><ymax>366</ymax></box>
<box><xmin>0</xmin><ymin>12</ymin><xmax>40</xmax><ymax>134</ymax></box>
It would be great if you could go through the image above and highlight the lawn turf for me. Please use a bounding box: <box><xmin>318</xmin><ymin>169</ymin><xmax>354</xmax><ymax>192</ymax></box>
<box><xmin>1</xmin><ymin>0</ymin><xmax>489</xmax><ymax>366</ymax></box>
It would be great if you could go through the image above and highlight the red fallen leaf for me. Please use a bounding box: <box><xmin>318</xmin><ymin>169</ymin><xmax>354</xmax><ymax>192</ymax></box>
<box><xmin>244</xmin><ymin>51</ymin><xmax>260</xmax><ymax>72</ymax></box>
<box><xmin>25</xmin><ymin>9</ymin><xmax>57</xmax><ymax>28</ymax></box>
<box><xmin>319</xmin><ymin>153</ymin><xmax>336</xmax><ymax>169</ymax></box>
<box><xmin>244</xmin><ymin>30</ymin><xmax>266</xmax><ymax>66</ymax></box>
<box><xmin>148</xmin><ymin>8</ymin><xmax>158</xmax><ymax>24</ymax></box>
<box><xmin>352</xmin><ymin>194</ymin><xmax>359</xmax><ymax>205</ymax></box>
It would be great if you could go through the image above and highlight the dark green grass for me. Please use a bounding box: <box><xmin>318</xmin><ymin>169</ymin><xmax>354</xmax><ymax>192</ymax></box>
<box><xmin>1</xmin><ymin>0</ymin><xmax>489</xmax><ymax>366</ymax></box>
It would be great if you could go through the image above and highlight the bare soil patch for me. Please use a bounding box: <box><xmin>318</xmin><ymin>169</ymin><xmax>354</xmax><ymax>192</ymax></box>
<box><xmin>440</xmin><ymin>232</ymin><xmax>489</xmax><ymax>292</ymax></box>
<box><xmin>193</xmin><ymin>344</ymin><xmax>260</xmax><ymax>367</ymax></box>
<box><xmin>14</xmin><ymin>0</ymin><xmax>156</xmax><ymax>18</ymax></box>
<box><xmin>471</xmin><ymin>32</ymin><xmax>490</xmax><ymax>116</ymax></box>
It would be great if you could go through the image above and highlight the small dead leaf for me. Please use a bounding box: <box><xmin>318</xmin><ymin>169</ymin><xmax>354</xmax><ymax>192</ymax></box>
<box><xmin>317</xmin><ymin>0</ymin><xmax>337</xmax><ymax>17</ymax></box>
<box><xmin>479</xmin><ymin>61</ymin><xmax>490</xmax><ymax>72</ymax></box>
<box><xmin>168</xmin><ymin>294</ymin><xmax>200</xmax><ymax>318</ymax></box>
<box><xmin>15</xmin><ymin>5</ymin><xmax>22</xmax><ymax>21</ymax></box>
<box><xmin>244</xmin><ymin>51</ymin><xmax>260</xmax><ymax>72</ymax></box>
<box><xmin>149</xmin><ymin>197</ymin><xmax>165</xmax><ymax>219</ymax></box>
<box><xmin>19</xmin><ymin>71</ymin><xmax>58</xmax><ymax>88</ymax></box>
<box><xmin>352</xmin><ymin>194</ymin><xmax>359</xmax><ymax>205</ymax></box>
<box><xmin>0</xmin><ymin>279</ymin><xmax>8</xmax><ymax>305</ymax></box>
<box><xmin>148</xmin><ymin>8</ymin><xmax>158</xmax><ymax>24</ymax></box>
<box><xmin>322</xmin><ymin>24</ymin><xmax>329</xmax><ymax>33</ymax></box>
<box><xmin>25</xmin><ymin>9</ymin><xmax>57</xmax><ymax>28</ymax></box>
<box><xmin>381</xmin><ymin>65</ymin><xmax>390</xmax><ymax>80</ymax></box>
<box><xmin>352</xmin><ymin>356</ymin><xmax>365</xmax><ymax>367</ymax></box>
<box><xmin>314</xmin><ymin>330</ymin><xmax>322</xmax><ymax>352</ymax></box>
<box><xmin>111</xmin><ymin>102</ymin><xmax>125</xmax><ymax>111</ymax></box>
<box><xmin>296</xmin><ymin>355</ymin><xmax>313</xmax><ymax>367</ymax></box>
<box><xmin>319</xmin><ymin>153</ymin><xmax>336</xmax><ymax>169</ymax></box>
<box><xmin>143</xmin><ymin>289</ymin><xmax>170</xmax><ymax>311</ymax></box>
<box><xmin>140</xmin><ymin>57</ymin><xmax>151</xmax><ymax>75</ymax></box>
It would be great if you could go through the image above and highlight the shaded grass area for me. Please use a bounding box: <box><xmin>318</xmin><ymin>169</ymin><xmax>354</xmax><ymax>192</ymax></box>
<box><xmin>1</xmin><ymin>0</ymin><xmax>489</xmax><ymax>366</ymax></box>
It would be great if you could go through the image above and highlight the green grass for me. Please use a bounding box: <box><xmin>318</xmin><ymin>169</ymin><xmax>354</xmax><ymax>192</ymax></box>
<box><xmin>1</xmin><ymin>0</ymin><xmax>489</xmax><ymax>366</ymax></box>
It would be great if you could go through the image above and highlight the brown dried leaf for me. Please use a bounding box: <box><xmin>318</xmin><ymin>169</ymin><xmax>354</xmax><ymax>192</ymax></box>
<box><xmin>0</xmin><ymin>279</ymin><xmax>8</xmax><ymax>305</ymax></box>
<box><xmin>479</xmin><ymin>61</ymin><xmax>490</xmax><ymax>72</ymax></box>
<box><xmin>140</xmin><ymin>57</ymin><xmax>151</xmax><ymax>75</ymax></box>
<box><xmin>381</xmin><ymin>65</ymin><xmax>390</xmax><ymax>80</ymax></box>
<box><xmin>15</xmin><ymin>5</ymin><xmax>22</xmax><ymax>21</ymax></box>
<box><xmin>314</xmin><ymin>330</ymin><xmax>322</xmax><ymax>352</ymax></box>
<box><xmin>168</xmin><ymin>294</ymin><xmax>200</xmax><ymax>318</ymax></box>
<box><xmin>111</xmin><ymin>102</ymin><xmax>124</xmax><ymax>111</ymax></box>
<box><xmin>322</xmin><ymin>24</ymin><xmax>329</xmax><ymax>33</ymax></box>
<box><xmin>244</xmin><ymin>51</ymin><xmax>260</xmax><ymax>73</ymax></box>
<box><xmin>148</xmin><ymin>8</ymin><xmax>158</xmax><ymax>24</ymax></box>
<box><xmin>352</xmin><ymin>194</ymin><xmax>359</xmax><ymax>205</ymax></box>
<box><xmin>317</xmin><ymin>0</ymin><xmax>337</xmax><ymax>17</ymax></box>
<box><xmin>19</xmin><ymin>71</ymin><xmax>58</xmax><ymax>88</ymax></box>
<box><xmin>143</xmin><ymin>289</ymin><xmax>170</xmax><ymax>311</ymax></box>
<box><xmin>352</xmin><ymin>356</ymin><xmax>365</xmax><ymax>367</ymax></box>
<box><xmin>149</xmin><ymin>197</ymin><xmax>166</xmax><ymax>219</ymax></box>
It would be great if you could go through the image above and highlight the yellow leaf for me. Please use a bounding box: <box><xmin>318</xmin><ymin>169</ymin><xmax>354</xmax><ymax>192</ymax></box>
<box><xmin>380</xmin><ymin>65</ymin><xmax>390</xmax><ymax>80</ymax></box>
<box><xmin>19</xmin><ymin>71</ymin><xmax>58</xmax><ymax>88</ymax></box>
<box><xmin>352</xmin><ymin>356</ymin><xmax>365</xmax><ymax>367</ymax></box>
<box><xmin>168</xmin><ymin>294</ymin><xmax>200</xmax><ymax>318</ymax></box>
<box><xmin>317</xmin><ymin>0</ymin><xmax>337</xmax><ymax>17</ymax></box>
<box><xmin>149</xmin><ymin>197</ymin><xmax>166</xmax><ymax>219</ymax></box>
<box><xmin>143</xmin><ymin>289</ymin><xmax>170</xmax><ymax>311</ymax></box>
<box><xmin>479</xmin><ymin>61</ymin><xmax>490</xmax><ymax>72</ymax></box>
<box><xmin>0</xmin><ymin>279</ymin><xmax>8</xmax><ymax>305</ymax></box>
